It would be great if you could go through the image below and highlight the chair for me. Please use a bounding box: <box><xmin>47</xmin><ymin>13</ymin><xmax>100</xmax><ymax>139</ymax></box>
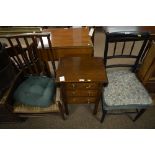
<box><xmin>101</xmin><ymin>31</ymin><xmax>153</xmax><ymax>123</ymax></box>
<box><xmin>0</xmin><ymin>33</ymin><xmax>65</xmax><ymax>120</ymax></box>
<box><xmin>0</xmin><ymin>42</ymin><xmax>16</xmax><ymax>98</ymax></box>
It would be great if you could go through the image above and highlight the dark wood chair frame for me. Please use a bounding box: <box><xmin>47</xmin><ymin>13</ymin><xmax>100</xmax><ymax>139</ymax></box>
<box><xmin>101</xmin><ymin>31</ymin><xmax>151</xmax><ymax>123</ymax></box>
<box><xmin>0</xmin><ymin>33</ymin><xmax>65</xmax><ymax>120</ymax></box>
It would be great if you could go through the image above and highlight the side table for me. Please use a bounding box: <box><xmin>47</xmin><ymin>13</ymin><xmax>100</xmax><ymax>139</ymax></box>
<box><xmin>56</xmin><ymin>57</ymin><xmax>108</xmax><ymax>115</ymax></box>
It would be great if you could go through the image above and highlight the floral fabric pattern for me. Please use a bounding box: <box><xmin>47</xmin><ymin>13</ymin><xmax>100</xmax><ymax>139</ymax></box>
<box><xmin>104</xmin><ymin>69</ymin><xmax>152</xmax><ymax>107</ymax></box>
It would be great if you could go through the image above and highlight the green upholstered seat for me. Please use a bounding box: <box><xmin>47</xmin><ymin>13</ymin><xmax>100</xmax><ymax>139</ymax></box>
<box><xmin>13</xmin><ymin>76</ymin><xmax>55</xmax><ymax>107</ymax></box>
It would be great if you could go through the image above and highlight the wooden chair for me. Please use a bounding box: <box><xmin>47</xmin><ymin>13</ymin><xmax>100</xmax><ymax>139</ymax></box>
<box><xmin>0</xmin><ymin>42</ymin><xmax>16</xmax><ymax>98</ymax></box>
<box><xmin>0</xmin><ymin>33</ymin><xmax>65</xmax><ymax>120</ymax></box>
<box><xmin>101</xmin><ymin>31</ymin><xmax>153</xmax><ymax>123</ymax></box>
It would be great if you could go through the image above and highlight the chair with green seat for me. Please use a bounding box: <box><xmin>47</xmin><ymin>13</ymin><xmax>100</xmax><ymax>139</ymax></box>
<box><xmin>0</xmin><ymin>33</ymin><xmax>65</xmax><ymax>119</ymax></box>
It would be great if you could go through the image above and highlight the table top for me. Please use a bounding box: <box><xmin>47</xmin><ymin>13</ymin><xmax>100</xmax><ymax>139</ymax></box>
<box><xmin>103</xmin><ymin>26</ymin><xmax>155</xmax><ymax>36</ymax></box>
<box><xmin>44</xmin><ymin>27</ymin><xmax>93</xmax><ymax>48</ymax></box>
<box><xmin>56</xmin><ymin>57</ymin><xmax>108</xmax><ymax>84</ymax></box>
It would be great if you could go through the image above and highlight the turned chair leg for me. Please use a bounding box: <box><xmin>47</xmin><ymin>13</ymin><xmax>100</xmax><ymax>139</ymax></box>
<box><xmin>93</xmin><ymin>102</ymin><xmax>100</xmax><ymax>115</ymax></box>
<box><xmin>100</xmin><ymin>110</ymin><xmax>107</xmax><ymax>123</ymax></box>
<box><xmin>133</xmin><ymin>109</ymin><xmax>146</xmax><ymax>122</ymax></box>
<box><xmin>64</xmin><ymin>103</ymin><xmax>69</xmax><ymax>115</ymax></box>
<box><xmin>58</xmin><ymin>101</ymin><xmax>65</xmax><ymax>120</ymax></box>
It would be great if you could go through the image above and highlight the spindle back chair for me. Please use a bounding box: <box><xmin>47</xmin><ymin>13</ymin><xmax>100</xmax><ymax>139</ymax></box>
<box><xmin>101</xmin><ymin>31</ymin><xmax>153</xmax><ymax>122</ymax></box>
<box><xmin>0</xmin><ymin>33</ymin><xmax>64</xmax><ymax>120</ymax></box>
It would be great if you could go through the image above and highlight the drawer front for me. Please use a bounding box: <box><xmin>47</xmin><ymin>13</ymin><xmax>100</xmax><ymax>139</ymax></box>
<box><xmin>67</xmin><ymin>97</ymin><xmax>96</xmax><ymax>104</ymax></box>
<box><xmin>53</xmin><ymin>48</ymin><xmax>93</xmax><ymax>60</ymax></box>
<box><xmin>65</xmin><ymin>83</ymin><xmax>101</xmax><ymax>90</ymax></box>
<box><xmin>66</xmin><ymin>90</ymin><xmax>98</xmax><ymax>97</ymax></box>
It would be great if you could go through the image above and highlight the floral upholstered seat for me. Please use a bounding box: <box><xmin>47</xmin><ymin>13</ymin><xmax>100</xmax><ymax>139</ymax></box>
<box><xmin>103</xmin><ymin>69</ymin><xmax>153</xmax><ymax>110</ymax></box>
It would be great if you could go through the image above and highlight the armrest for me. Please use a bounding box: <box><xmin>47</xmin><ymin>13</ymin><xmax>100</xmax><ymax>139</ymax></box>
<box><xmin>5</xmin><ymin>71</ymin><xmax>24</xmax><ymax>106</ymax></box>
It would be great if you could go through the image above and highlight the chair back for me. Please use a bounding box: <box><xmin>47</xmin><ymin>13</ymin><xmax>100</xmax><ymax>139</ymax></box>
<box><xmin>104</xmin><ymin>32</ymin><xmax>150</xmax><ymax>72</ymax></box>
<box><xmin>0</xmin><ymin>33</ymin><xmax>56</xmax><ymax>77</ymax></box>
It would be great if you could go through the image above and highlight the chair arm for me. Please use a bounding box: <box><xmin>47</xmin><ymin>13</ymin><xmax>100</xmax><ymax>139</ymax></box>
<box><xmin>5</xmin><ymin>71</ymin><xmax>24</xmax><ymax>106</ymax></box>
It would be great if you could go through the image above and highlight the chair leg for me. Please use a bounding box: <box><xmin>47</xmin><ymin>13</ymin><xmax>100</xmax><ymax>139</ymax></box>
<box><xmin>93</xmin><ymin>102</ymin><xmax>99</xmax><ymax>115</ymax></box>
<box><xmin>133</xmin><ymin>109</ymin><xmax>146</xmax><ymax>122</ymax></box>
<box><xmin>58</xmin><ymin>101</ymin><xmax>65</xmax><ymax>120</ymax></box>
<box><xmin>64</xmin><ymin>103</ymin><xmax>69</xmax><ymax>115</ymax></box>
<box><xmin>100</xmin><ymin>110</ymin><xmax>107</xmax><ymax>123</ymax></box>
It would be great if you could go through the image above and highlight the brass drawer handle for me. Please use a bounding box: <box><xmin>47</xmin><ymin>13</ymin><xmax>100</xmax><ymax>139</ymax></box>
<box><xmin>72</xmin><ymin>92</ymin><xmax>75</xmax><ymax>95</ymax></box>
<box><xmin>73</xmin><ymin>98</ymin><xmax>76</xmax><ymax>102</ymax></box>
<box><xmin>72</xmin><ymin>84</ymin><xmax>76</xmax><ymax>89</ymax></box>
<box><xmin>88</xmin><ymin>99</ymin><xmax>90</xmax><ymax>104</ymax></box>
<box><xmin>86</xmin><ymin>85</ymin><xmax>91</xmax><ymax>89</ymax></box>
<box><xmin>88</xmin><ymin>91</ymin><xmax>91</xmax><ymax>96</ymax></box>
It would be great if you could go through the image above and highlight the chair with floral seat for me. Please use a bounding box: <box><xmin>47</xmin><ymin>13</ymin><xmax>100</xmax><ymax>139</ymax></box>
<box><xmin>101</xmin><ymin>31</ymin><xmax>153</xmax><ymax>123</ymax></box>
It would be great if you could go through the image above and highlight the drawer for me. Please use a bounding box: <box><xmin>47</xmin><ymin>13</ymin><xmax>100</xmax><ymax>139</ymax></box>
<box><xmin>66</xmin><ymin>90</ymin><xmax>98</xmax><ymax>97</ymax></box>
<box><xmin>65</xmin><ymin>83</ymin><xmax>101</xmax><ymax>90</ymax></box>
<box><xmin>53</xmin><ymin>47</ymin><xmax>93</xmax><ymax>60</ymax></box>
<box><xmin>67</xmin><ymin>97</ymin><xmax>96</xmax><ymax>104</ymax></box>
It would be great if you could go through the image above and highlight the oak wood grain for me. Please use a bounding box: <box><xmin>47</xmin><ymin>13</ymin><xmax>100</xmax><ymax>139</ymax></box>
<box><xmin>56</xmin><ymin>57</ymin><xmax>108</xmax><ymax>83</ymax></box>
<box><xmin>56</xmin><ymin>57</ymin><xmax>108</xmax><ymax>115</ymax></box>
<box><xmin>44</xmin><ymin>27</ymin><xmax>93</xmax><ymax>60</ymax></box>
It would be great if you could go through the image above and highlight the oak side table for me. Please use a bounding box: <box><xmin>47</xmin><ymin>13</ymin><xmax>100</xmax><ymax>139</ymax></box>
<box><xmin>56</xmin><ymin>57</ymin><xmax>108</xmax><ymax>115</ymax></box>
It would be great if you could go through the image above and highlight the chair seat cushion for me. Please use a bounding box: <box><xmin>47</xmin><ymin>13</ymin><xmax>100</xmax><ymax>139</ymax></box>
<box><xmin>13</xmin><ymin>76</ymin><xmax>55</xmax><ymax>107</ymax></box>
<box><xmin>103</xmin><ymin>69</ymin><xmax>152</xmax><ymax>109</ymax></box>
